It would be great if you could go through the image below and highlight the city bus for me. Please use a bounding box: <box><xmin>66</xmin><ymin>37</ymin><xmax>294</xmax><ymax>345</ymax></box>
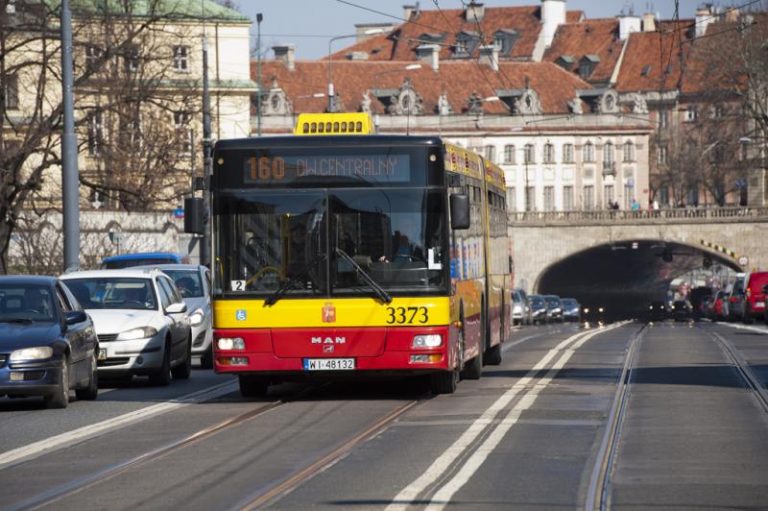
<box><xmin>208</xmin><ymin>129</ymin><xmax>511</xmax><ymax>396</ymax></box>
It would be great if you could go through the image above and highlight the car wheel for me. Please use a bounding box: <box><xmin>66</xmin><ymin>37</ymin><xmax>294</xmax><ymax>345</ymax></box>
<box><xmin>75</xmin><ymin>353</ymin><xmax>99</xmax><ymax>401</ymax></box>
<box><xmin>45</xmin><ymin>358</ymin><xmax>70</xmax><ymax>409</ymax></box>
<box><xmin>238</xmin><ymin>375</ymin><xmax>269</xmax><ymax>398</ymax></box>
<box><xmin>171</xmin><ymin>333</ymin><xmax>192</xmax><ymax>380</ymax></box>
<box><xmin>200</xmin><ymin>345</ymin><xmax>214</xmax><ymax>370</ymax></box>
<box><xmin>149</xmin><ymin>341</ymin><xmax>172</xmax><ymax>386</ymax></box>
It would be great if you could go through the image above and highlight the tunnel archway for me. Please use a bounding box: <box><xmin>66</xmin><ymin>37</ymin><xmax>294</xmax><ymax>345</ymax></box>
<box><xmin>536</xmin><ymin>239</ymin><xmax>741</xmax><ymax>320</ymax></box>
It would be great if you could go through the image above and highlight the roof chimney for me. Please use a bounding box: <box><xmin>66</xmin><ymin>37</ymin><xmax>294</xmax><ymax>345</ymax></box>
<box><xmin>272</xmin><ymin>44</ymin><xmax>295</xmax><ymax>71</ymax></box>
<box><xmin>540</xmin><ymin>0</ymin><xmax>566</xmax><ymax>48</ymax></box>
<box><xmin>403</xmin><ymin>4</ymin><xmax>419</xmax><ymax>21</ymax></box>
<box><xmin>642</xmin><ymin>12</ymin><xmax>656</xmax><ymax>32</ymax></box>
<box><xmin>695</xmin><ymin>4</ymin><xmax>716</xmax><ymax>38</ymax></box>
<box><xmin>619</xmin><ymin>14</ymin><xmax>641</xmax><ymax>40</ymax></box>
<box><xmin>416</xmin><ymin>44</ymin><xmax>440</xmax><ymax>71</ymax></box>
<box><xmin>478</xmin><ymin>45</ymin><xmax>499</xmax><ymax>71</ymax></box>
<box><xmin>465</xmin><ymin>1</ymin><xmax>484</xmax><ymax>22</ymax></box>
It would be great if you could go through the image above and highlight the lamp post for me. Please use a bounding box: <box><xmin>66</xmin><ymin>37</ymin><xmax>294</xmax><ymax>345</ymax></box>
<box><xmin>327</xmin><ymin>28</ymin><xmax>386</xmax><ymax>112</ymax></box>
<box><xmin>256</xmin><ymin>12</ymin><xmax>263</xmax><ymax>136</ymax></box>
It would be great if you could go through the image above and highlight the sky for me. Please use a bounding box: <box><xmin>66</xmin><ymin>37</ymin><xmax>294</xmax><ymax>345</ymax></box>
<box><xmin>237</xmin><ymin>0</ymin><xmax>714</xmax><ymax>60</ymax></box>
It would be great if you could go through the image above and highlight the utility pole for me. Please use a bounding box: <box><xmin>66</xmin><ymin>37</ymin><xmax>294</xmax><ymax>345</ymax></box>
<box><xmin>61</xmin><ymin>0</ymin><xmax>80</xmax><ymax>272</ymax></box>
<box><xmin>200</xmin><ymin>32</ymin><xmax>212</xmax><ymax>266</ymax></box>
<box><xmin>256</xmin><ymin>12</ymin><xmax>263</xmax><ymax>136</ymax></box>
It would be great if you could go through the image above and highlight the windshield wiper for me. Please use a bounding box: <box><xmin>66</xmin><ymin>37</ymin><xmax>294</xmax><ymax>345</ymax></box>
<box><xmin>335</xmin><ymin>248</ymin><xmax>392</xmax><ymax>304</ymax></box>
<box><xmin>264</xmin><ymin>272</ymin><xmax>314</xmax><ymax>307</ymax></box>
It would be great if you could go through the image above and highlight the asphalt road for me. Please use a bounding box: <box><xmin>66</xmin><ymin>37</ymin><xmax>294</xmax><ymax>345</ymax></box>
<box><xmin>1</xmin><ymin>321</ymin><xmax>767</xmax><ymax>510</ymax></box>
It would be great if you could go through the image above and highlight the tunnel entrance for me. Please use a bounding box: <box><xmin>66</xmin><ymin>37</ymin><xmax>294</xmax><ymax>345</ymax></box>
<box><xmin>536</xmin><ymin>240</ymin><xmax>741</xmax><ymax>321</ymax></box>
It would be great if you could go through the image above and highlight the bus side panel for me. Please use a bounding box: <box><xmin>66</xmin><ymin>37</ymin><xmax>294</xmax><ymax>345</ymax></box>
<box><xmin>452</xmin><ymin>279</ymin><xmax>484</xmax><ymax>363</ymax></box>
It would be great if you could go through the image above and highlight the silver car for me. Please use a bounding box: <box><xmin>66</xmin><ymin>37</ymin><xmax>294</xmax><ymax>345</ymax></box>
<box><xmin>61</xmin><ymin>269</ymin><xmax>191</xmax><ymax>385</ymax></box>
<box><xmin>134</xmin><ymin>264</ymin><xmax>213</xmax><ymax>368</ymax></box>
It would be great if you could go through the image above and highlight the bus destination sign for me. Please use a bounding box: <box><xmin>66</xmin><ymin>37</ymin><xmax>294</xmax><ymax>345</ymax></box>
<box><xmin>243</xmin><ymin>154</ymin><xmax>411</xmax><ymax>184</ymax></box>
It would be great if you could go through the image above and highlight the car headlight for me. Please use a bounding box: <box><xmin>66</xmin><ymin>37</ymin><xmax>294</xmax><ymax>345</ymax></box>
<box><xmin>117</xmin><ymin>326</ymin><xmax>158</xmax><ymax>341</ymax></box>
<box><xmin>9</xmin><ymin>346</ymin><xmax>53</xmax><ymax>361</ymax></box>
<box><xmin>189</xmin><ymin>308</ymin><xmax>204</xmax><ymax>326</ymax></box>
<box><xmin>412</xmin><ymin>334</ymin><xmax>442</xmax><ymax>348</ymax></box>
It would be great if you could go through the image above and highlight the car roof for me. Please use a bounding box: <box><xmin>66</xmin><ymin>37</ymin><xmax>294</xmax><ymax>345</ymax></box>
<box><xmin>101</xmin><ymin>251</ymin><xmax>183</xmax><ymax>263</ymax></box>
<box><xmin>0</xmin><ymin>275</ymin><xmax>58</xmax><ymax>285</ymax></box>
<box><xmin>130</xmin><ymin>264</ymin><xmax>206</xmax><ymax>272</ymax></box>
<box><xmin>61</xmin><ymin>268</ymin><xmax>162</xmax><ymax>279</ymax></box>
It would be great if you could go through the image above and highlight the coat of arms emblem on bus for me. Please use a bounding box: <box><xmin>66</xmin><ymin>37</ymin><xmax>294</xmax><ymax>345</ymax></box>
<box><xmin>322</xmin><ymin>302</ymin><xmax>336</xmax><ymax>323</ymax></box>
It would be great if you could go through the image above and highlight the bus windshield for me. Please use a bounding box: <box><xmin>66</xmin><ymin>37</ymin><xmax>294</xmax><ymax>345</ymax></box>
<box><xmin>214</xmin><ymin>188</ymin><xmax>447</xmax><ymax>298</ymax></box>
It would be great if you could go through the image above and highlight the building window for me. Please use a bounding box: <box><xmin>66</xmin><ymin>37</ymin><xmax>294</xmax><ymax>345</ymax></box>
<box><xmin>624</xmin><ymin>184</ymin><xmax>634</xmax><ymax>209</ymax></box>
<box><xmin>524</xmin><ymin>143</ymin><xmax>535</xmax><ymax>164</ymax></box>
<box><xmin>1</xmin><ymin>74</ymin><xmax>19</xmax><ymax>110</ymax></box>
<box><xmin>583</xmin><ymin>142</ymin><xmax>595</xmax><ymax>163</ymax></box>
<box><xmin>543</xmin><ymin>186</ymin><xmax>555</xmax><ymax>211</ymax></box>
<box><xmin>525</xmin><ymin>186</ymin><xmax>535</xmax><ymax>211</ymax></box>
<box><xmin>543</xmin><ymin>143</ymin><xmax>555</xmax><ymax>164</ymax></box>
<box><xmin>563</xmin><ymin>186</ymin><xmax>573</xmax><ymax>210</ymax></box>
<box><xmin>506</xmin><ymin>187</ymin><xmax>516</xmax><ymax>211</ymax></box>
<box><xmin>119</xmin><ymin>112</ymin><xmax>141</xmax><ymax>148</ymax></box>
<box><xmin>174</xmin><ymin>111</ymin><xmax>192</xmax><ymax>154</ymax></box>
<box><xmin>562</xmin><ymin>143</ymin><xmax>574</xmax><ymax>163</ymax></box>
<box><xmin>484</xmin><ymin>145</ymin><xmax>496</xmax><ymax>163</ymax></box>
<box><xmin>658</xmin><ymin>109</ymin><xmax>668</xmax><ymax>128</ymax></box>
<box><xmin>503</xmin><ymin>144</ymin><xmax>515</xmax><ymax>164</ymax></box>
<box><xmin>172</xmin><ymin>45</ymin><xmax>189</xmax><ymax>72</ymax></box>
<box><xmin>604</xmin><ymin>184</ymin><xmax>615</xmax><ymax>208</ymax></box>
<box><xmin>603</xmin><ymin>142</ymin><xmax>614</xmax><ymax>164</ymax></box>
<box><xmin>123</xmin><ymin>45</ymin><xmax>139</xmax><ymax>73</ymax></box>
<box><xmin>658</xmin><ymin>145</ymin><xmax>668</xmax><ymax>165</ymax></box>
<box><xmin>87</xmin><ymin>110</ymin><xmax>103</xmax><ymax>156</ymax></box>
<box><xmin>583</xmin><ymin>185</ymin><xmax>594</xmax><ymax>210</ymax></box>
<box><xmin>623</xmin><ymin>141</ymin><xmax>634</xmax><ymax>162</ymax></box>
<box><xmin>493</xmin><ymin>34</ymin><xmax>503</xmax><ymax>51</ymax></box>
<box><xmin>85</xmin><ymin>45</ymin><xmax>103</xmax><ymax>72</ymax></box>
<box><xmin>684</xmin><ymin>106</ymin><xmax>698</xmax><ymax>122</ymax></box>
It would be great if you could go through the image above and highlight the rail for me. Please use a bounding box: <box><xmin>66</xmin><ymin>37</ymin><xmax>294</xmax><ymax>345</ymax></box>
<box><xmin>509</xmin><ymin>206</ymin><xmax>768</xmax><ymax>225</ymax></box>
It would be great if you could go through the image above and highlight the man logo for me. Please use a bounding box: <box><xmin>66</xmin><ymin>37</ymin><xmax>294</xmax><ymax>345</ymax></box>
<box><xmin>311</xmin><ymin>336</ymin><xmax>347</xmax><ymax>344</ymax></box>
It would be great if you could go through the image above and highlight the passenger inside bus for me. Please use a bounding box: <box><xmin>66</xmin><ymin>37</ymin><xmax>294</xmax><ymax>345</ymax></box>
<box><xmin>286</xmin><ymin>223</ymin><xmax>307</xmax><ymax>277</ymax></box>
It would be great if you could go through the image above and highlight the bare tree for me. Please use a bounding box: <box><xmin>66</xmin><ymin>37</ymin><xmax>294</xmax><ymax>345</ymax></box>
<box><xmin>0</xmin><ymin>0</ymin><xmax>202</xmax><ymax>273</ymax></box>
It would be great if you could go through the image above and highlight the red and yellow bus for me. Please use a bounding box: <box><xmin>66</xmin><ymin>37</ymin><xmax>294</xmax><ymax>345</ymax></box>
<box><xmin>209</xmin><ymin>126</ymin><xmax>511</xmax><ymax>396</ymax></box>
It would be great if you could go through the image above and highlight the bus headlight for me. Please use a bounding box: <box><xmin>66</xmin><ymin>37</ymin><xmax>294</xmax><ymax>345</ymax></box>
<box><xmin>217</xmin><ymin>337</ymin><xmax>245</xmax><ymax>350</ymax></box>
<box><xmin>412</xmin><ymin>334</ymin><xmax>442</xmax><ymax>348</ymax></box>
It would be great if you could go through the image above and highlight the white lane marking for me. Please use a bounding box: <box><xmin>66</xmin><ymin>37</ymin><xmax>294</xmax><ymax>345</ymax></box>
<box><xmin>385</xmin><ymin>324</ymin><xmax>625</xmax><ymax>511</ymax></box>
<box><xmin>0</xmin><ymin>380</ymin><xmax>238</xmax><ymax>470</ymax></box>
<box><xmin>721</xmin><ymin>323</ymin><xmax>768</xmax><ymax>335</ymax></box>
<box><xmin>424</xmin><ymin>327</ymin><xmax>612</xmax><ymax>510</ymax></box>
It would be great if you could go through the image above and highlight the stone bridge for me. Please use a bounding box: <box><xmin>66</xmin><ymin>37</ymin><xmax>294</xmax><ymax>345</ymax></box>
<box><xmin>508</xmin><ymin>207</ymin><xmax>768</xmax><ymax>317</ymax></box>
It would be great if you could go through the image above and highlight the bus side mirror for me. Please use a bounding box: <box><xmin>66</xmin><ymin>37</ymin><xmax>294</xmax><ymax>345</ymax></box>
<box><xmin>450</xmin><ymin>193</ymin><xmax>470</xmax><ymax>230</ymax></box>
<box><xmin>184</xmin><ymin>197</ymin><xmax>205</xmax><ymax>235</ymax></box>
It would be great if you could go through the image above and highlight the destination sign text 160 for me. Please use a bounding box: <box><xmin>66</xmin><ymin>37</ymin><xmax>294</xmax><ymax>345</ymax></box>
<box><xmin>244</xmin><ymin>154</ymin><xmax>411</xmax><ymax>184</ymax></box>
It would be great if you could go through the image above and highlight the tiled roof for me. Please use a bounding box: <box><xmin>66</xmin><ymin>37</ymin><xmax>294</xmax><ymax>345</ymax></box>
<box><xmin>616</xmin><ymin>20</ymin><xmax>694</xmax><ymax>93</ymax></box>
<box><xmin>255</xmin><ymin>60</ymin><xmax>592</xmax><ymax>115</ymax></box>
<box><xmin>543</xmin><ymin>19</ymin><xmax>623</xmax><ymax>84</ymax></box>
<box><xmin>330</xmin><ymin>6</ymin><xmax>584</xmax><ymax>62</ymax></box>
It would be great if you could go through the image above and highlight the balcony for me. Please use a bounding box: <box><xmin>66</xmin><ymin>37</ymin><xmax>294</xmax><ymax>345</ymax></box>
<box><xmin>602</xmin><ymin>161</ymin><xmax>616</xmax><ymax>176</ymax></box>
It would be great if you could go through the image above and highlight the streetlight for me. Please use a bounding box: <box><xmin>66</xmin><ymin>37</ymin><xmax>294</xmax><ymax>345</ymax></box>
<box><xmin>327</xmin><ymin>28</ymin><xmax>387</xmax><ymax>112</ymax></box>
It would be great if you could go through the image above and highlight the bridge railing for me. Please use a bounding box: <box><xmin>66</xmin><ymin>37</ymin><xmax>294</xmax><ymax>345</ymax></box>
<box><xmin>509</xmin><ymin>206</ymin><xmax>768</xmax><ymax>225</ymax></box>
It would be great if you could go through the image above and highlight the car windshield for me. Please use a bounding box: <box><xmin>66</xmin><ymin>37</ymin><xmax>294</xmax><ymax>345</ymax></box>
<box><xmin>64</xmin><ymin>278</ymin><xmax>157</xmax><ymax>310</ymax></box>
<box><xmin>0</xmin><ymin>284</ymin><xmax>56</xmax><ymax>322</ymax></box>
<box><xmin>161</xmin><ymin>270</ymin><xmax>204</xmax><ymax>298</ymax></box>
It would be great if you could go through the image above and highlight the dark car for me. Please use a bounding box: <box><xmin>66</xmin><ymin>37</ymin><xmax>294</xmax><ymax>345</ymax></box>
<box><xmin>528</xmin><ymin>295</ymin><xmax>548</xmax><ymax>324</ymax></box>
<box><xmin>543</xmin><ymin>295</ymin><xmax>563</xmax><ymax>322</ymax></box>
<box><xmin>561</xmin><ymin>298</ymin><xmax>581</xmax><ymax>322</ymax></box>
<box><xmin>647</xmin><ymin>301</ymin><xmax>668</xmax><ymax>321</ymax></box>
<box><xmin>671</xmin><ymin>300</ymin><xmax>692</xmax><ymax>321</ymax></box>
<box><xmin>101</xmin><ymin>252</ymin><xmax>188</xmax><ymax>269</ymax></box>
<box><xmin>0</xmin><ymin>276</ymin><xmax>99</xmax><ymax>408</ymax></box>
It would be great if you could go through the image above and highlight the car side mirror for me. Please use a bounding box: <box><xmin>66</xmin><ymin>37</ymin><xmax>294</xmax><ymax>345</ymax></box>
<box><xmin>65</xmin><ymin>310</ymin><xmax>88</xmax><ymax>325</ymax></box>
<box><xmin>166</xmin><ymin>302</ymin><xmax>187</xmax><ymax>314</ymax></box>
<box><xmin>450</xmin><ymin>193</ymin><xmax>470</xmax><ymax>230</ymax></box>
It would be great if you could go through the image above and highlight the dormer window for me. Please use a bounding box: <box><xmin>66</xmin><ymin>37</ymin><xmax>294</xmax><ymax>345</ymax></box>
<box><xmin>641</xmin><ymin>64</ymin><xmax>651</xmax><ymax>76</ymax></box>
<box><xmin>556</xmin><ymin>55</ymin><xmax>574</xmax><ymax>70</ymax></box>
<box><xmin>419</xmin><ymin>32</ymin><xmax>445</xmax><ymax>44</ymax></box>
<box><xmin>454</xmin><ymin>31</ymin><xmax>480</xmax><ymax>58</ymax></box>
<box><xmin>492</xmin><ymin>29</ymin><xmax>519</xmax><ymax>56</ymax></box>
<box><xmin>579</xmin><ymin>54</ymin><xmax>600</xmax><ymax>79</ymax></box>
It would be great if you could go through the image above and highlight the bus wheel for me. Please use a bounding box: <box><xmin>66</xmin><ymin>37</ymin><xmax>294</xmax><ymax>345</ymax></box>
<box><xmin>461</xmin><ymin>351</ymin><xmax>482</xmax><ymax>380</ymax></box>
<box><xmin>239</xmin><ymin>375</ymin><xmax>269</xmax><ymax>398</ymax></box>
<box><xmin>430</xmin><ymin>367</ymin><xmax>458</xmax><ymax>394</ymax></box>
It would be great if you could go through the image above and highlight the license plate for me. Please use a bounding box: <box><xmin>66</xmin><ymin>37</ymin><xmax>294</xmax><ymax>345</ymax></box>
<box><xmin>303</xmin><ymin>358</ymin><xmax>355</xmax><ymax>371</ymax></box>
<box><xmin>98</xmin><ymin>348</ymin><xmax>107</xmax><ymax>361</ymax></box>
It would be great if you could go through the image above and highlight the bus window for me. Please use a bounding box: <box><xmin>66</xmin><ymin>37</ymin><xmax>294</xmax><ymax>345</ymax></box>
<box><xmin>318</xmin><ymin>122</ymin><xmax>325</xmax><ymax>133</ymax></box>
<box><xmin>333</xmin><ymin>122</ymin><xmax>339</xmax><ymax>132</ymax></box>
<box><xmin>326</xmin><ymin>122</ymin><xmax>332</xmax><ymax>133</ymax></box>
<box><xmin>341</xmin><ymin>122</ymin><xmax>347</xmax><ymax>133</ymax></box>
<box><xmin>356</xmin><ymin>121</ymin><xmax>362</xmax><ymax>132</ymax></box>
<box><xmin>302</xmin><ymin>123</ymin><xmax>309</xmax><ymax>134</ymax></box>
<box><xmin>310</xmin><ymin>122</ymin><xmax>317</xmax><ymax>133</ymax></box>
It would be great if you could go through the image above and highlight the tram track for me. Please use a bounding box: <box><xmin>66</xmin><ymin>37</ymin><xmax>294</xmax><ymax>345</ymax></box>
<box><xmin>708</xmin><ymin>330</ymin><xmax>768</xmax><ymax>413</ymax></box>
<box><xmin>584</xmin><ymin>323</ymin><xmax>645</xmax><ymax>511</ymax></box>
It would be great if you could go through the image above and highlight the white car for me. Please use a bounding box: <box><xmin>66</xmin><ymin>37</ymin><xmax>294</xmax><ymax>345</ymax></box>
<box><xmin>133</xmin><ymin>264</ymin><xmax>213</xmax><ymax>368</ymax></box>
<box><xmin>61</xmin><ymin>268</ymin><xmax>192</xmax><ymax>385</ymax></box>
